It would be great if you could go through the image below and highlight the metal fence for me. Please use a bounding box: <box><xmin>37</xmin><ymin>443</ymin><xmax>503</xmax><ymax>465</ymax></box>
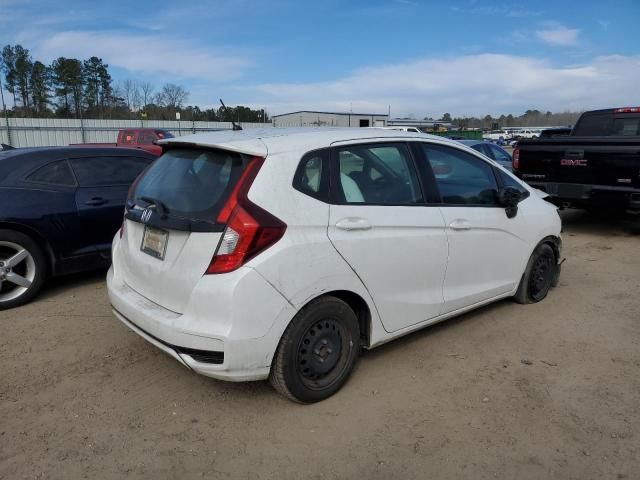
<box><xmin>0</xmin><ymin>117</ymin><xmax>273</xmax><ymax>148</ymax></box>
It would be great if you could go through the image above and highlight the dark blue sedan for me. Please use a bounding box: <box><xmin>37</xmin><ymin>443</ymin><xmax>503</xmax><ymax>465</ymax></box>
<box><xmin>0</xmin><ymin>147</ymin><xmax>155</xmax><ymax>309</ymax></box>
<box><xmin>456</xmin><ymin>140</ymin><xmax>513</xmax><ymax>171</ymax></box>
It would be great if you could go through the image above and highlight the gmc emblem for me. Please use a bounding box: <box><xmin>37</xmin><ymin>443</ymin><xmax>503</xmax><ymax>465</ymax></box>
<box><xmin>560</xmin><ymin>158</ymin><xmax>588</xmax><ymax>166</ymax></box>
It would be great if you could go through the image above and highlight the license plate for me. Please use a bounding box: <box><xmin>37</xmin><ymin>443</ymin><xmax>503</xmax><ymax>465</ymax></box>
<box><xmin>141</xmin><ymin>226</ymin><xmax>168</xmax><ymax>260</ymax></box>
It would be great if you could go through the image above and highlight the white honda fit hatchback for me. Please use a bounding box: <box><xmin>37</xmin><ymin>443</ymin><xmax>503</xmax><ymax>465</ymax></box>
<box><xmin>107</xmin><ymin>128</ymin><xmax>562</xmax><ymax>403</ymax></box>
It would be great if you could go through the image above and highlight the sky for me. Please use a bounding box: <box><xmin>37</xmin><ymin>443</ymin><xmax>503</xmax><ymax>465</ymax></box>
<box><xmin>1</xmin><ymin>0</ymin><xmax>639</xmax><ymax>118</ymax></box>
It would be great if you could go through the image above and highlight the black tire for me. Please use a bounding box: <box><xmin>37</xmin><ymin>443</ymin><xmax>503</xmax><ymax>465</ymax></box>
<box><xmin>0</xmin><ymin>229</ymin><xmax>47</xmax><ymax>310</ymax></box>
<box><xmin>514</xmin><ymin>243</ymin><xmax>556</xmax><ymax>304</ymax></box>
<box><xmin>269</xmin><ymin>296</ymin><xmax>360</xmax><ymax>403</ymax></box>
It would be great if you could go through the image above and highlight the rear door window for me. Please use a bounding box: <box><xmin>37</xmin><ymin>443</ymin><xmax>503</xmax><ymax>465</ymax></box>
<box><xmin>26</xmin><ymin>160</ymin><xmax>76</xmax><ymax>186</ymax></box>
<box><xmin>131</xmin><ymin>148</ymin><xmax>245</xmax><ymax>222</ymax></box>
<box><xmin>70</xmin><ymin>156</ymin><xmax>151</xmax><ymax>186</ymax></box>
<box><xmin>334</xmin><ymin>143</ymin><xmax>422</xmax><ymax>204</ymax></box>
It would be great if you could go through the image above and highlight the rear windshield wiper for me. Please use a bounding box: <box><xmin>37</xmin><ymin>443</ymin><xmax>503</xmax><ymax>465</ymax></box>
<box><xmin>138</xmin><ymin>196</ymin><xmax>170</xmax><ymax>219</ymax></box>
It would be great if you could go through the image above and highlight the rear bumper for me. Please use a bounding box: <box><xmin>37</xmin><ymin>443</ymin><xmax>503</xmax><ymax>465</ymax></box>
<box><xmin>107</xmin><ymin>266</ymin><xmax>296</xmax><ymax>382</ymax></box>
<box><xmin>526</xmin><ymin>182</ymin><xmax>640</xmax><ymax>209</ymax></box>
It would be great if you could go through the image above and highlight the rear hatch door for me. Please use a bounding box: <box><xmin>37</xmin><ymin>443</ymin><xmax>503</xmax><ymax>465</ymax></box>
<box><xmin>118</xmin><ymin>146</ymin><xmax>256</xmax><ymax>313</ymax></box>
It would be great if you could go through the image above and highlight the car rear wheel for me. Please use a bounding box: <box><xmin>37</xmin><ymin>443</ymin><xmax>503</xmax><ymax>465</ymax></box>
<box><xmin>514</xmin><ymin>243</ymin><xmax>556</xmax><ymax>304</ymax></box>
<box><xmin>0</xmin><ymin>230</ymin><xmax>47</xmax><ymax>310</ymax></box>
<box><xmin>269</xmin><ymin>296</ymin><xmax>360</xmax><ymax>403</ymax></box>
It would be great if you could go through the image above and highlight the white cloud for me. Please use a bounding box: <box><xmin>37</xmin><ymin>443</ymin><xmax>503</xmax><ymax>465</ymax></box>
<box><xmin>245</xmin><ymin>54</ymin><xmax>640</xmax><ymax>118</ymax></box>
<box><xmin>535</xmin><ymin>25</ymin><xmax>580</xmax><ymax>46</ymax></box>
<box><xmin>33</xmin><ymin>31</ymin><xmax>251</xmax><ymax>82</ymax></box>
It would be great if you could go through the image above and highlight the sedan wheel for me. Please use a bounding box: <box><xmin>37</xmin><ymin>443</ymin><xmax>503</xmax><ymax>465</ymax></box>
<box><xmin>0</xmin><ymin>230</ymin><xmax>47</xmax><ymax>310</ymax></box>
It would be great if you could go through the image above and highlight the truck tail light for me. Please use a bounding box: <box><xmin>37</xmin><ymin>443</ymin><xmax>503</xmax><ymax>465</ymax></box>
<box><xmin>206</xmin><ymin>156</ymin><xmax>286</xmax><ymax>274</ymax></box>
<box><xmin>512</xmin><ymin>147</ymin><xmax>520</xmax><ymax>170</ymax></box>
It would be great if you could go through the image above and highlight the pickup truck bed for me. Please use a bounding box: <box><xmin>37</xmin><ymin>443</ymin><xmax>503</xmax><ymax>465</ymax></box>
<box><xmin>514</xmin><ymin>109</ymin><xmax>640</xmax><ymax>213</ymax></box>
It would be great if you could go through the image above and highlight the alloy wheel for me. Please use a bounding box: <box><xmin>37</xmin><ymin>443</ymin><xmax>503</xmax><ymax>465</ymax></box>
<box><xmin>0</xmin><ymin>241</ymin><xmax>36</xmax><ymax>303</ymax></box>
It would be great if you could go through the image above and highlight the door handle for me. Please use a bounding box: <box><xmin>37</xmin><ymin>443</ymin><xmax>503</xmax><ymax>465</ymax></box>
<box><xmin>85</xmin><ymin>197</ymin><xmax>108</xmax><ymax>206</ymax></box>
<box><xmin>335</xmin><ymin>217</ymin><xmax>372</xmax><ymax>231</ymax></box>
<box><xmin>449</xmin><ymin>219</ymin><xmax>471</xmax><ymax>230</ymax></box>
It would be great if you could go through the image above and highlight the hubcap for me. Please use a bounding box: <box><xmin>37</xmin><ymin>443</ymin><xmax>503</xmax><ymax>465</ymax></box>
<box><xmin>0</xmin><ymin>241</ymin><xmax>36</xmax><ymax>303</ymax></box>
<box><xmin>297</xmin><ymin>319</ymin><xmax>344</xmax><ymax>387</ymax></box>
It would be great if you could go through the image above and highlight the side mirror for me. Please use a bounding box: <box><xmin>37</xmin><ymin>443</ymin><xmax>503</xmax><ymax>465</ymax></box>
<box><xmin>497</xmin><ymin>187</ymin><xmax>522</xmax><ymax>218</ymax></box>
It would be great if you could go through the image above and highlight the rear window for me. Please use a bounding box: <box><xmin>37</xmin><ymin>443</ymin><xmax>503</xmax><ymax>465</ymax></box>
<box><xmin>131</xmin><ymin>148</ymin><xmax>244</xmax><ymax>221</ymax></box>
<box><xmin>573</xmin><ymin>113</ymin><xmax>640</xmax><ymax>136</ymax></box>
<box><xmin>27</xmin><ymin>160</ymin><xmax>76</xmax><ymax>186</ymax></box>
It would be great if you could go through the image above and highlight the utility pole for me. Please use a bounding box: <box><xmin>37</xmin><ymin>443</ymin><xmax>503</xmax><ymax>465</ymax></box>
<box><xmin>0</xmin><ymin>75</ymin><xmax>12</xmax><ymax>146</ymax></box>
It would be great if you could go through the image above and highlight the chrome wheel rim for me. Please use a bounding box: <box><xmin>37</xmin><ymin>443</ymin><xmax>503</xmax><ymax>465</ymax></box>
<box><xmin>0</xmin><ymin>241</ymin><xmax>36</xmax><ymax>303</ymax></box>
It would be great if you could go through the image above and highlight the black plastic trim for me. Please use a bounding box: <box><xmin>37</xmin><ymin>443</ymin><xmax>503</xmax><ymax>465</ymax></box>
<box><xmin>125</xmin><ymin>208</ymin><xmax>225</xmax><ymax>233</ymax></box>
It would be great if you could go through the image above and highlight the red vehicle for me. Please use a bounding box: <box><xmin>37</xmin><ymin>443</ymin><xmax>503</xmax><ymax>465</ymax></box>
<box><xmin>73</xmin><ymin>128</ymin><xmax>174</xmax><ymax>156</ymax></box>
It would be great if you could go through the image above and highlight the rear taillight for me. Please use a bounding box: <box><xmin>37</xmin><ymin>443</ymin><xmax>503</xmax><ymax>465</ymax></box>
<box><xmin>206</xmin><ymin>156</ymin><xmax>286</xmax><ymax>274</ymax></box>
<box><xmin>512</xmin><ymin>147</ymin><xmax>520</xmax><ymax>170</ymax></box>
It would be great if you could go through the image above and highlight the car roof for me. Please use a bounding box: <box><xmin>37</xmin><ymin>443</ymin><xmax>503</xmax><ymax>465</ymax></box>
<box><xmin>0</xmin><ymin>146</ymin><xmax>155</xmax><ymax>158</ymax></box>
<box><xmin>157</xmin><ymin>127</ymin><xmax>449</xmax><ymax>156</ymax></box>
<box><xmin>0</xmin><ymin>146</ymin><xmax>155</xmax><ymax>184</ymax></box>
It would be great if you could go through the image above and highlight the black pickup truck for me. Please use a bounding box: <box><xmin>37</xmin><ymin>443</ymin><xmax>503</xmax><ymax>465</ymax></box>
<box><xmin>513</xmin><ymin>107</ymin><xmax>640</xmax><ymax>217</ymax></box>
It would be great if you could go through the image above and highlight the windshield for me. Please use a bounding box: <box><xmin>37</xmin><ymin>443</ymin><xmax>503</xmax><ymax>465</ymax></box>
<box><xmin>131</xmin><ymin>148</ymin><xmax>245</xmax><ymax>222</ymax></box>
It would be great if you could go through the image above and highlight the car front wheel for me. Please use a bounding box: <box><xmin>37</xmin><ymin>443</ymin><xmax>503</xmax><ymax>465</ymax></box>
<box><xmin>514</xmin><ymin>243</ymin><xmax>557</xmax><ymax>304</ymax></box>
<box><xmin>270</xmin><ymin>296</ymin><xmax>360</xmax><ymax>403</ymax></box>
<box><xmin>0</xmin><ymin>230</ymin><xmax>47</xmax><ymax>310</ymax></box>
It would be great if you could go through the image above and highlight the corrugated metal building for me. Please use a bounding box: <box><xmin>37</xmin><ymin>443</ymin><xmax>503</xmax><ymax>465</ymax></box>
<box><xmin>272</xmin><ymin>111</ymin><xmax>388</xmax><ymax>128</ymax></box>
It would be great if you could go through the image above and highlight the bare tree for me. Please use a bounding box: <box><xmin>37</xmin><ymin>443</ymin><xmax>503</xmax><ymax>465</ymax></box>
<box><xmin>140</xmin><ymin>81</ymin><xmax>154</xmax><ymax>109</ymax></box>
<box><xmin>123</xmin><ymin>79</ymin><xmax>136</xmax><ymax>110</ymax></box>
<box><xmin>131</xmin><ymin>82</ymin><xmax>141</xmax><ymax>112</ymax></box>
<box><xmin>156</xmin><ymin>83</ymin><xmax>189</xmax><ymax>108</ymax></box>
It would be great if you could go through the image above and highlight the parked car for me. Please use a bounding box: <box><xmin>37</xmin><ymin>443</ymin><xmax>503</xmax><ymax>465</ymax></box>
<box><xmin>512</xmin><ymin>129</ymin><xmax>541</xmax><ymax>139</ymax></box>
<box><xmin>514</xmin><ymin>107</ymin><xmax>640</xmax><ymax>218</ymax></box>
<box><xmin>456</xmin><ymin>139</ymin><xmax>513</xmax><ymax>171</ymax></box>
<box><xmin>482</xmin><ymin>130</ymin><xmax>511</xmax><ymax>141</ymax></box>
<box><xmin>72</xmin><ymin>128</ymin><xmax>174</xmax><ymax>156</ymax></box>
<box><xmin>107</xmin><ymin>128</ymin><xmax>562</xmax><ymax>403</ymax></box>
<box><xmin>0</xmin><ymin>147</ymin><xmax>155</xmax><ymax>309</ymax></box>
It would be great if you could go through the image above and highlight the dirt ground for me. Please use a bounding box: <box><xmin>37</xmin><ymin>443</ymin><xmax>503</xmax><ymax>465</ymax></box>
<box><xmin>1</xmin><ymin>210</ymin><xmax>639</xmax><ymax>480</ymax></box>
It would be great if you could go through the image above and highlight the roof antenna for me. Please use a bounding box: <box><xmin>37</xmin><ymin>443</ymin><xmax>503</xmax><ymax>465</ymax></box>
<box><xmin>220</xmin><ymin>99</ymin><xmax>242</xmax><ymax>131</ymax></box>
